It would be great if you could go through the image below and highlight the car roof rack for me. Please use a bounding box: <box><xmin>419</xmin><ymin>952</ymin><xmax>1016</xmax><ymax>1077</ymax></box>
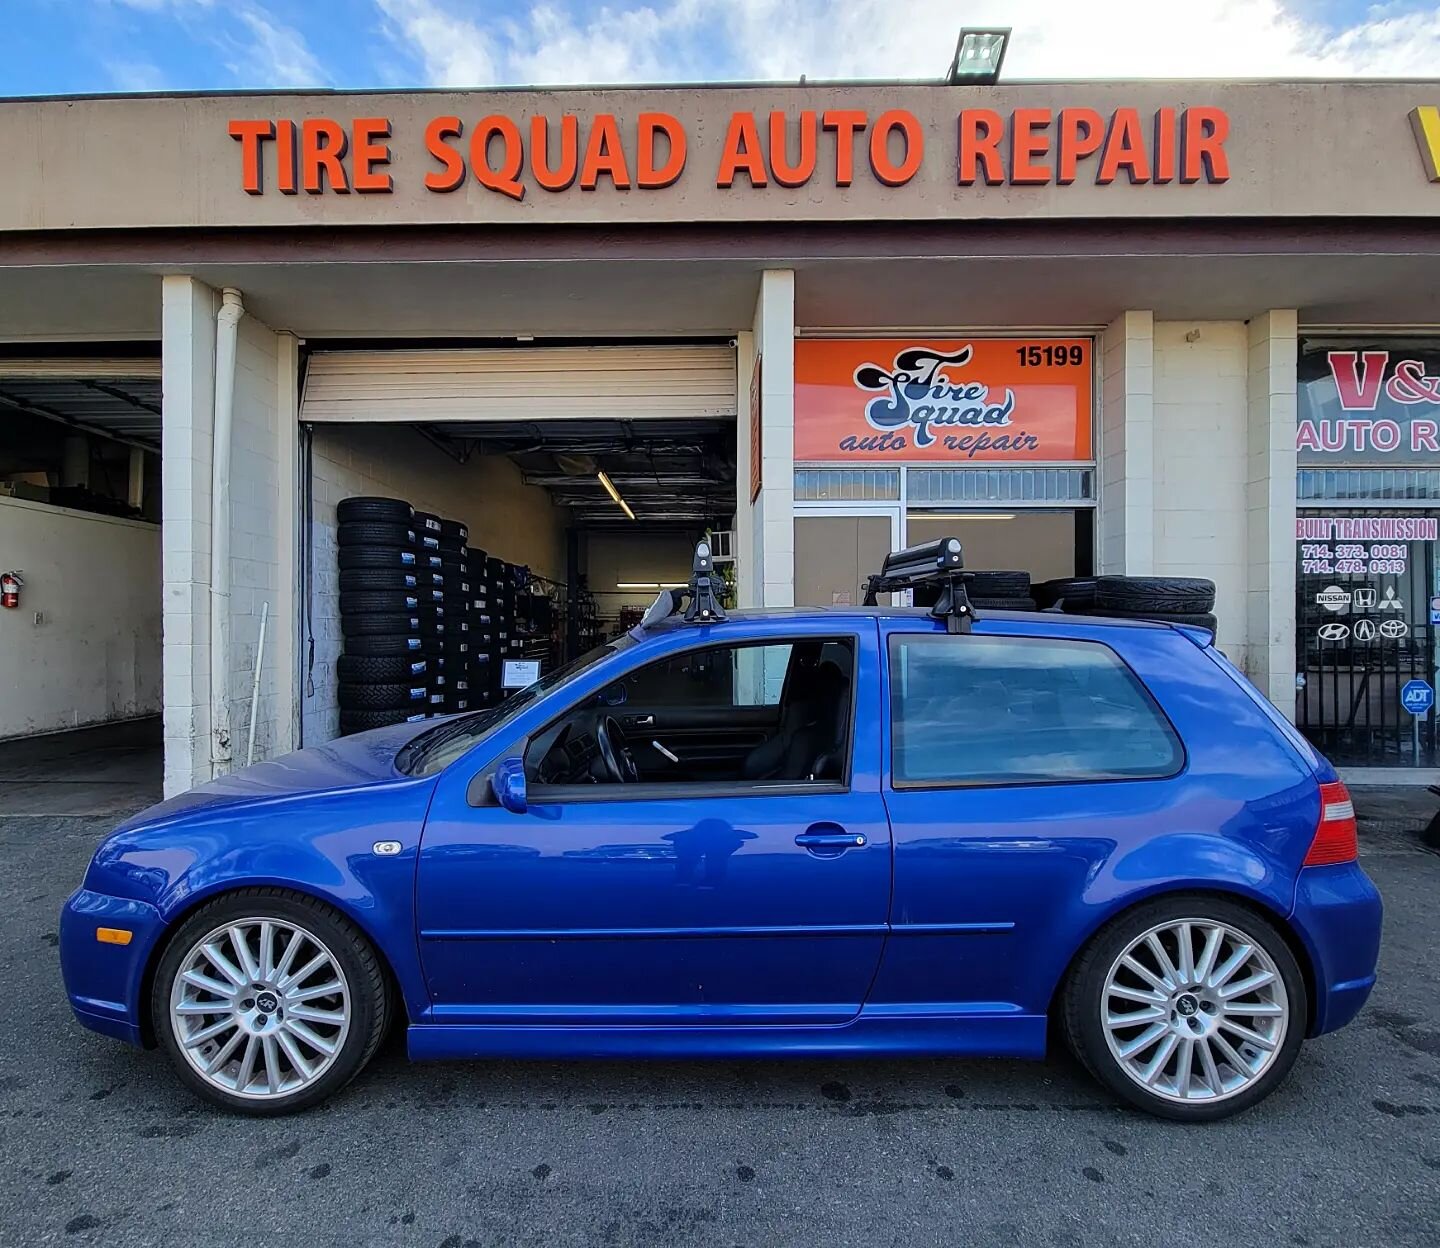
<box><xmin>864</xmin><ymin>537</ymin><xmax>978</xmax><ymax>633</ymax></box>
<box><xmin>637</xmin><ymin>539</ymin><xmax>729</xmax><ymax>630</ymax></box>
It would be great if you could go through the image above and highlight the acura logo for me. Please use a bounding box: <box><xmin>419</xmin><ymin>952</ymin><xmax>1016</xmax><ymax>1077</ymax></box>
<box><xmin>1318</xmin><ymin>622</ymin><xmax>1350</xmax><ymax>641</ymax></box>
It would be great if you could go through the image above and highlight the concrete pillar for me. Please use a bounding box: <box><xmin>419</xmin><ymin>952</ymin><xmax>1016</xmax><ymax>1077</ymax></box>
<box><xmin>752</xmin><ymin>270</ymin><xmax>795</xmax><ymax>607</ymax></box>
<box><xmin>733</xmin><ymin>329</ymin><xmax>758</xmax><ymax>607</ymax></box>
<box><xmin>160</xmin><ymin>275</ymin><xmax>218</xmax><ymax>797</ymax></box>
<box><xmin>1246</xmin><ymin>310</ymin><xmax>1299</xmax><ymax>714</ymax></box>
<box><xmin>1098</xmin><ymin>310</ymin><xmax>1155</xmax><ymax>575</ymax></box>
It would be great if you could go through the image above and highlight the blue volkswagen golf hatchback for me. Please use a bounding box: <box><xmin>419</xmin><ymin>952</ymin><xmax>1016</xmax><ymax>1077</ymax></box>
<box><xmin>60</xmin><ymin>541</ymin><xmax>1381</xmax><ymax>1121</ymax></box>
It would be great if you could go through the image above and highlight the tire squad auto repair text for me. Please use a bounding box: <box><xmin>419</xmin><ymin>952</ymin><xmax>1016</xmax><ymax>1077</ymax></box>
<box><xmin>227</xmin><ymin>107</ymin><xmax>1230</xmax><ymax>200</ymax></box>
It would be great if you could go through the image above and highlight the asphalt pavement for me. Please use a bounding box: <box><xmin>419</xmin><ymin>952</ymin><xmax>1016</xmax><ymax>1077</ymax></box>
<box><xmin>0</xmin><ymin>772</ymin><xmax>1437</xmax><ymax>1247</ymax></box>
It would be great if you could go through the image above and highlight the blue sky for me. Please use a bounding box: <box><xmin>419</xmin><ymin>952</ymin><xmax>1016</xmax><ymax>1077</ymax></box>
<box><xmin>2</xmin><ymin>1</ymin><xmax>1439</xmax><ymax>96</ymax></box>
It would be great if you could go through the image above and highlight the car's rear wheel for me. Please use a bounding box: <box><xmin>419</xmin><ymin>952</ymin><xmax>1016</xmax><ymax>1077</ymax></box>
<box><xmin>1062</xmin><ymin>896</ymin><xmax>1306</xmax><ymax>1121</ymax></box>
<box><xmin>152</xmin><ymin>889</ymin><xmax>388</xmax><ymax>1115</ymax></box>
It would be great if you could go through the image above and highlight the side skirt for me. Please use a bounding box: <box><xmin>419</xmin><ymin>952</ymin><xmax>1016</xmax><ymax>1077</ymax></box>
<box><xmin>406</xmin><ymin>1011</ymin><xmax>1048</xmax><ymax>1062</ymax></box>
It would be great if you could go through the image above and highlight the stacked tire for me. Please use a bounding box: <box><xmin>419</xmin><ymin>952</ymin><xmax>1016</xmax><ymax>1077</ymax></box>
<box><xmin>965</xmin><ymin>569</ymin><xmax>1036</xmax><ymax>612</ymax></box>
<box><xmin>466</xmin><ymin>546</ymin><xmax>494</xmax><ymax>710</ymax></box>
<box><xmin>1035</xmin><ymin>576</ymin><xmax>1218</xmax><ymax>636</ymax></box>
<box><xmin>432</xmin><ymin>514</ymin><xmax>474</xmax><ymax>716</ymax></box>
<box><xmin>336</xmin><ymin>497</ymin><xmax>432</xmax><ymax>736</ymax></box>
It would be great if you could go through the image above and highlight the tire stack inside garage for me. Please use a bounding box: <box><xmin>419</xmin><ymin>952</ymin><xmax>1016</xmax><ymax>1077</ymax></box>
<box><xmin>1035</xmin><ymin>576</ymin><xmax>1218</xmax><ymax>635</ymax></box>
<box><xmin>466</xmin><ymin>546</ymin><xmax>493</xmax><ymax>710</ymax></box>
<box><xmin>336</xmin><ymin>497</ymin><xmax>431</xmax><ymax>736</ymax></box>
<box><xmin>433</xmin><ymin>515</ymin><xmax>472</xmax><ymax>716</ymax></box>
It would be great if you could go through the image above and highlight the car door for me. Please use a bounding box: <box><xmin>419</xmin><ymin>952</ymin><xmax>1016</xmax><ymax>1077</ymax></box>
<box><xmin>414</xmin><ymin>621</ymin><xmax>892</xmax><ymax>1027</ymax></box>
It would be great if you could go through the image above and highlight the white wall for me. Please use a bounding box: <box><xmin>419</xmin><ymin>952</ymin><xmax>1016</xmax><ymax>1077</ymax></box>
<box><xmin>1153</xmin><ymin>321</ymin><xmax>1250</xmax><ymax>665</ymax></box>
<box><xmin>0</xmin><ymin>496</ymin><xmax>161</xmax><ymax>739</ymax></box>
<box><xmin>305</xmin><ymin>424</ymin><xmax>567</xmax><ymax>744</ymax></box>
<box><xmin>751</xmin><ymin>271</ymin><xmax>795</xmax><ymax>607</ymax></box>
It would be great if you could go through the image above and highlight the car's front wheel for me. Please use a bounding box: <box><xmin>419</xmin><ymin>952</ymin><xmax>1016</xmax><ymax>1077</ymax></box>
<box><xmin>151</xmin><ymin>889</ymin><xmax>389</xmax><ymax>1114</ymax></box>
<box><xmin>1062</xmin><ymin>895</ymin><xmax>1307</xmax><ymax>1121</ymax></box>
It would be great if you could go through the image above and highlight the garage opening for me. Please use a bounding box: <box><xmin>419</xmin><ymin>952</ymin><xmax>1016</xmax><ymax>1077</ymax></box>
<box><xmin>0</xmin><ymin>354</ymin><xmax>162</xmax><ymax>743</ymax></box>
<box><xmin>299</xmin><ymin>344</ymin><xmax>738</xmax><ymax>742</ymax></box>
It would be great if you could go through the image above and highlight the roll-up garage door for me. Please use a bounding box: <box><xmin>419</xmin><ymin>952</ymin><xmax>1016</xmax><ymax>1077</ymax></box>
<box><xmin>300</xmin><ymin>345</ymin><xmax>737</xmax><ymax>424</ymax></box>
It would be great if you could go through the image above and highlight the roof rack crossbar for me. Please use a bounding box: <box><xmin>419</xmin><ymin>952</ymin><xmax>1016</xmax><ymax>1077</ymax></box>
<box><xmin>682</xmin><ymin>539</ymin><xmax>728</xmax><ymax>624</ymax></box>
<box><xmin>864</xmin><ymin>537</ymin><xmax>978</xmax><ymax>633</ymax></box>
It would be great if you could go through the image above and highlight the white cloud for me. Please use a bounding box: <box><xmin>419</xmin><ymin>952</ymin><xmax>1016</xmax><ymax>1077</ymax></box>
<box><xmin>374</xmin><ymin>0</ymin><xmax>1440</xmax><ymax>86</ymax></box>
<box><xmin>106</xmin><ymin>58</ymin><xmax>169</xmax><ymax>91</ymax></box>
<box><xmin>230</xmin><ymin>6</ymin><xmax>328</xmax><ymax>87</ymax></box>
<box><xmin>374</xmin><ymin>0</ymin><xmax>499</xmax><ymax>86</ymax></box>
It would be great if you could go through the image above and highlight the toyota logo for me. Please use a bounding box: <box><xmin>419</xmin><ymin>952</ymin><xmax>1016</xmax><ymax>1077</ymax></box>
<box><xmin>1318</xmin><ymin>622</ymin><xmax>1350</xmax><ymax>642</ymax></box>
<box><xmin>1380</xmin><ymin>619</ymin><xmax>1408</xmax><ymax>639</ymax></box>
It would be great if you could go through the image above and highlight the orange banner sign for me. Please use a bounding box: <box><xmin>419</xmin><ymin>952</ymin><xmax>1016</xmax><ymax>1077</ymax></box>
<box><xmin>794</xmin><ymin>338</ymin><xmax>1093</xmax><ymax>463</ymax></box>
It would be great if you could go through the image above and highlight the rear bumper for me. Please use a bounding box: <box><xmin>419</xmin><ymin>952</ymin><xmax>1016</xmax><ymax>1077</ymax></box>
<box><xmin>59</xmin><ymin>889</ymin><xmax>167</xmax><ymax>1049</ymax></box>
<box><xmin>1290</xmin><ymin>863</ymin><xmax>1383</xmax><ymax>1036</ymax></box>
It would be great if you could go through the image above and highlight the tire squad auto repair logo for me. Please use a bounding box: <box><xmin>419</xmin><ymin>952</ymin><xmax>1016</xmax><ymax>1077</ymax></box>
<box><xmin>794</xmin><ymin>339</ymin><xmax>1092</xmax><ymax>463</ymax></box>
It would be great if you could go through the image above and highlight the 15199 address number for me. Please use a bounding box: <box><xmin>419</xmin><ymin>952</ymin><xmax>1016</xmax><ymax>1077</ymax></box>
<box><xmin>1015</xmin><ymin>345</ymin><xmax>1086</xmax><ymax>367</ymax></box>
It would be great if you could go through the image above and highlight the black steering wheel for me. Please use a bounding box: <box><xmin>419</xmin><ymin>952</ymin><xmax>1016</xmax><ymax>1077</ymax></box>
<box><xmin>596</xmin><ymin>716</ymin><xmax>641</xmax><ymax>784</ymax></box>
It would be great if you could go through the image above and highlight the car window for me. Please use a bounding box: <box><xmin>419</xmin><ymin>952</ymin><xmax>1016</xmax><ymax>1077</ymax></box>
<box><xmin>397</xmin><ymin>640</ymin><xmax>627</xmax><ymax>778</ymax></box>
<box><xmin>620</xmin><ymin>642</ymin><xmax>794</xmax><ymax>708</ymax></box>
<box><xmin>524</xmin><ymin>637</ymin><xmax>855</xmax><ymax>790</ymax></box>
<box><xmin>888</xmin><ymin>633</ymin><xmax>1183</xmax><ymax>787</ymax></box>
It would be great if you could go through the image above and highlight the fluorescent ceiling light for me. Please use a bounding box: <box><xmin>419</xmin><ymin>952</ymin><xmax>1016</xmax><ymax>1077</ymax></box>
<box><xmin>617</xmin><ymin>581</ymin><xmax>688</xmax><ymax>590</ymax></box>
<box><xmin>914</xmin><ymin>512</ymin><xmax>1018</xmax><ymax>521</ymax></box>
<box><xmin>948</xmin><ymin>28</ymin><xmax>1010</xmax><ymax>85</ymax></box>
<box><xmin>597</xmin><ymin>470</ymin><xmax>636</xmax><ymax>521</ymax></box>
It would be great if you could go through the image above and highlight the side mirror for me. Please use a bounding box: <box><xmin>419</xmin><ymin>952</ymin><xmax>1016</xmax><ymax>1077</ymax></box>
<box><xmin>490</xmin><ymin>757</ymin><xmax>528</xmax><ymax>813</ymax></box>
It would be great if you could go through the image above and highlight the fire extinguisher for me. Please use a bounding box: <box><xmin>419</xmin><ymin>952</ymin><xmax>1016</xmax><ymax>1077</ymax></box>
<box><xmin>1</xmin><ymin>571</ymin><xmax>22</xmax><ymax>609</ymax></box>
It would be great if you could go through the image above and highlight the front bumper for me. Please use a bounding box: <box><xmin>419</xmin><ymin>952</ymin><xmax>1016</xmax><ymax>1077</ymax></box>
<box><xmin>59</xmin><ymin>889</ymin><xmax>168</xmax><ymax>1048</ymax></box>
<box><xmin>1290</xmin><ymin>862</ymin><xmax>1383</xmax><ymax>1036</ymax></box>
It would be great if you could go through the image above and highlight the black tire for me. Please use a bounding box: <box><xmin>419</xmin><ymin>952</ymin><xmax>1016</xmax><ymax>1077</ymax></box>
<box><xmin>413</xmin><ymin>511</ymin><xmax>443</xmax><ymax>535</ymax></box>
<box><xmin>342</xmin><ymin>634</ymin><xmax>426</xmax><ymax>657</ymax></box>
<box><xmin>1043</xmin><ymin>578</ymin><xmax>1097</xmax><ymax>611</ymax></box>
<box><xmin>339</xmin><ymin>591</ymin><xmax>421</xmax><ymax>615</ymax></box>
<box><xmin>1060</xmin><ymin>894</ymin><xmax>1306</xmax><ymax>1123</ymax></box>
<box><xmin>340</xmin><ymin>708</ymin><xmax>429</xmax><ymax>734</ymax></box>
<box><xmin>337</xmin><ymin>546</ymin><xmax>419</xmax><ymax>572</ymax></box>
<box><xmin>1094</xmin><ymin>576</ymin><xmax>1215</xmax><ymax>614</ymax></box>
<box><xmin>336</xmin><ymin>496</ymin><xmax>413</xmax><ymax>524</ymax></box>
<box><xmin>339</xmin><ymin>569</ymin><xmax>420</xmax><ymax>592</ymax></box>
<box><xmin>1081</xmin><ymin>608</ymin><xmax>1219</xmax><ymax>635</ymax></box>
<box><xmin>337</xmin><ymin>654</ymin><xmax>428</xmax><ymax>683</ymax></box>
<box><xmin>150</xmin><ymin>888</ymin><xmax>388</xmax><ymax>1115</ymax></box>
<box><xmin>337</xmin><ymin>522</ymin><xmax>416</xmax><ymax>548</ymax></box>
<box><xmin>337</xmin><ymin>681</ymin><xmax>429</xmax><ymax>711</ymax></box>
<box><xmin>438</xmin><ymin>519</ymin><xmax>469</xmax><ymax>542</ymax></box>
<box><xmin>967</xmin><ymin>570</ymin><xmax>1031</xmax><ymax>598</ymax></box>
<box><xmin>340</xmin><ymin>613</ymin><xmax>419</xmax><ymax>638</ymax></box>
<box><xmin>971</xmin><ymin>596</ymin><xmax>1039</xmax><ymax>611</ymax></box>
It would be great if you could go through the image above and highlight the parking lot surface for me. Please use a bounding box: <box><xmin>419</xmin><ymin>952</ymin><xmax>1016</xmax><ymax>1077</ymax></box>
<box><xmin>1</xmin><ymin>785</ymin><xmax>1436</xmax><ymax>1247</ymax></box>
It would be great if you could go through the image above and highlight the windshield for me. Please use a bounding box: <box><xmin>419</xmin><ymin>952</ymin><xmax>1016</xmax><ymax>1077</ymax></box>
<box><xmin>395</xmin><ymin>640</ymin><xmax>627</xmax><ymax>778</ymax></box>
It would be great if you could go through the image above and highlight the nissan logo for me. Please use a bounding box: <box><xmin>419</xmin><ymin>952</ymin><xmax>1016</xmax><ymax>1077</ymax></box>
<box><xmin>1318</xmin><ymin>622</ymin><xmax>1350</xmax><ymax>641</ymax></box>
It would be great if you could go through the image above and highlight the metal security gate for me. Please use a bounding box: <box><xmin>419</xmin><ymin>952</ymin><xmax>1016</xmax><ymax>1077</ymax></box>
<box><xmin>1295</xmin><ymin>511</ymin><xmax>1438</xmax><ymax>766</ymax></box>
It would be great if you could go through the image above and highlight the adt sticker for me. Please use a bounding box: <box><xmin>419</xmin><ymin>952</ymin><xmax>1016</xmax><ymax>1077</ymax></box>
<box><xmin>1430</xmin><ymin>595</ymin><xmax>1440</xmax><ymax>625</ymax></box>
<box><xmin>1400</xmin><ymin>679</ymin><xmax>1434</xmax><ymax>717</ymax></box>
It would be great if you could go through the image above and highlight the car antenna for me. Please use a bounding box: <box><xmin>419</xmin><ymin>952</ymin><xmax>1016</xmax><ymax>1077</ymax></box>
<box><xmin>863</xmin><ymin>537</ymin><xmax>977</xmax><ymax>633</ymax></box>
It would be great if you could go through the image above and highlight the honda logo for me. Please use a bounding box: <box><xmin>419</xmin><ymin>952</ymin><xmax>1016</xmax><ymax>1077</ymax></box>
<box><xmin>1318</xmin><ymin>622</ymin><xmax>1350</xmax><ymax>641</ymax></box>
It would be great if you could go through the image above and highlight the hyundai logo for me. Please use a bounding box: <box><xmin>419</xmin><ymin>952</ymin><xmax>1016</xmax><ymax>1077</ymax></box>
<box><xmin>1318</xmin><ymin>622</ymin><xmax>1350</xmax><ymax>642</ymax></box>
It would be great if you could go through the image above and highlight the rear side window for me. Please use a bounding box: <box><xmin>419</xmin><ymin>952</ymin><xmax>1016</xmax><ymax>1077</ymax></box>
<box><xmin>888</xmin><ymin>634</ymin><xmax>1183</xmax><ymax>787</ymax></box>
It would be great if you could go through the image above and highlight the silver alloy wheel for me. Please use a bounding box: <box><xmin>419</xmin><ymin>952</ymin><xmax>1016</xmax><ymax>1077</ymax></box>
<box><xmin>168</xmin><ymin>916</ymin><xmax>351</xmax><ymax>1100</ymax></box>
<box><xmin>1100</xmin><ymin>916</ymin><xmax>1289</xmax><ymax>1105</ymax></box>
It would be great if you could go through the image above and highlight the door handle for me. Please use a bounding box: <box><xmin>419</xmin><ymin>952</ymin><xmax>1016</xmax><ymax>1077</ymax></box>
<box><xmin>795</xmin><ymin>824</ymin><xmax>867</xmax><ymax>852</ymax></box>
<box><xmin>626</xmin><ymin>714</ymin><xmax>655</xmax><ymax>727</ymax></box>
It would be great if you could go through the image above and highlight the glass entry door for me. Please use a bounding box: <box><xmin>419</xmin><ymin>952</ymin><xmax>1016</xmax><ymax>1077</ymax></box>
<box><xmin>795</xmin><ymin>507</ymin><xmax>901</xmax><ymax>608</ymax></box>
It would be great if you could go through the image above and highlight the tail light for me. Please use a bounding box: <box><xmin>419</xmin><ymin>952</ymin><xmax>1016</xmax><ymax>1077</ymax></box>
<box><xmin>1304</xmin><ymin>780</ymin><xmax>1358</xmax><ymax>866</ymax></box>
